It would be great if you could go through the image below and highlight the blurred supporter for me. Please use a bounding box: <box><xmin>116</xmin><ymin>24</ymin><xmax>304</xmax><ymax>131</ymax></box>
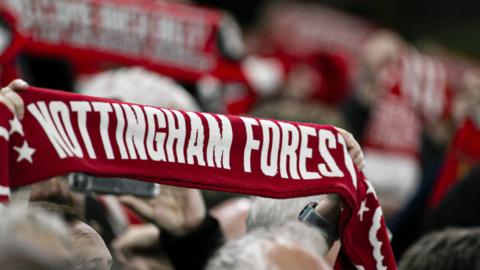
<box><xmin>0</xmin><ymin>202</ymin><xmax>113</xmax><ymax>270</ymax></box>
<box><xmin>454</xmin><ymin>68</ymin><xmax>480</xmax><ymax>125</ymax></box>
<box><xmin>423</xmin><ymin>166</ymin><xmax>480</xmax><ymax>234</ymax></box>
<box><xmin>389</xmin><ymin>68</ymin><xmax>480</xmax><ymax>258</ymax></box>
<box><xmin>354</xmin><ymin>30</ymin><xmax>407</xmax><ymax>107</ymax></box>
<box><xmin>399</xmin><ymin>228</ymin><xmax>480</xmax><ymax>270</ymax></box>
<box><xmin>354</xmin><ymin>30</ymin><xmax>458</xmax><ymax>217</ymax></box>
<box><xmin>354</xmin><ymin>31</ymin><xmax>421</xmax><ymax>217</ymax></box>
<box><xmin>341</xmin><ymin>30</ymin><xmax>407</xmax><ymax>141</ymax></box>
<box><xmin>0</xmin><ymin>204</ymin><xmax>74</xmax><ymax>270</ymax></box>
<box><xmin>31</xmin><ymin>201</ymin><xmax>113</xmax><ymax>270</ymax></box>
<box><xmin>207</xmin><ymin>222</ymin><xmax>332</xmax><ymax>270</ymax></box>
<box><xmin>426</xmin><ymin>70</ymin><xmax>480</xmax><ymax>210</ymax></box>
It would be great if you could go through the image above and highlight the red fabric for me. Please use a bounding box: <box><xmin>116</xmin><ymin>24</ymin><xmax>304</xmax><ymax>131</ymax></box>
<box><xmin>123</xmin><ymin>204</ymin><xmax>144</xmax><ymax>225</ymax></box>
<box><xmin>253</xmin><ymin>51</ymin><xmax>351</xmax><ymax>105</ymax></box>
<box><xmin>307</xmin><ymin>52</ymin><xmax>351</xmax><ymax>104</ymax></box>
<box><xmin>363</xmin><ymin>89</ymin><xmax>422</xmax><ymax>157</ymax></box>
<box><xmin>0</xmin><ymin>0</ymin><xmax>247</xmax><ymax>84</ymax></box>
<box><xmin>251</xmin><ymin>2</ymin><xmax>376</xmax><ymax>105</ymax></box>
<box><xmin>363</xmin><ymin>51</ymin><xmax>453</xmax><ymax>158</ymax></box>
<box><xmin>397</xmin><ymin>52</ymin><xmax>452</xmax><ymax>123</ymax></box>
<box><xmin>0</xmin><ymin>60</ymin><xmax>19</xmax><ymax>86</ymax></box>
<box><xmin>0</xmin><ymin>8</ymin><xmax>23</xmax><ymax>87</ymax></box>
<box><xmin>0</xmin><ymin>8</ymin><xmax>24</xmax><ymax>65</ymax></box>
<box><xmin>256</xmin><ymin>3</ymin><xmax>375</xmax><ymax>58</ymax></box>
<box><xmin>428</xmin><ymin>118</ymin><xmax>480</xmax><ymax>209</ymax></box>
<box><xmin>1</xmin><ymin>86</ymin><xmax>396</xmax><ymax>269</ymax></box>
<box><xmin>0</xmin><ymin>0</ymin><xmax>257</xmax><ymax>114</ymax></box>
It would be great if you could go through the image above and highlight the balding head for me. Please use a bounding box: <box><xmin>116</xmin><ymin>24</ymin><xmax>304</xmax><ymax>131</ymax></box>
<box><xmin>78</xmin><ymin>67</ymin><xmax>200</xmax><ymax>111</ymax></box>
<box><xmin>72</xmin><ymin>222</ymin><xmax>112</xmax><ymax>270</ymax></box>
<box><xmin>207</xmin><ymin>222</ymin><xmax>331</xmax><ymax>270</ymax></box>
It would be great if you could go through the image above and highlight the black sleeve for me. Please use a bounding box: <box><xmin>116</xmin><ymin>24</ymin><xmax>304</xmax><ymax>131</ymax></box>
<box><xmin>341</xmin><ymin>94</ymin><xmax>371</xmax><ymax>141</ymax></box>
<box><xmin>160</xmin><ymin>214</ymin><xmax>225</xmax><ymax>270</ymax></box>
<box><xmin>84</xmin><ymin>195</ymin><xmax>116</xmax><ymax>246</ymax></box>
<box><xmin>422</xmin><ymin>166</ymin><xmax>480</xmax><ymax>234</ymax></box>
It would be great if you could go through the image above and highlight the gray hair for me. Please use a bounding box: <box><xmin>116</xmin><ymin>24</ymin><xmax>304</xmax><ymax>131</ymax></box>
<box><xmin>399</xmin><ymin>228</ymin><xmax>480</xmax><ymax>270</ymax></box>
<box><xmin>246</xmin><ymin>196</ymin><xmax>322</xmax><ymax>231</ymax></box>
<box><xmin>0</xmin><ymin>204</ymin><xmax>74</xmax><ymax>270</ymax></box>
<box><xmin>207</xmin><ymin>221</ymin><xmax>328</xmax><ymax>270</ymax></box>
<box><xmin>78</xmin><ymin>67</ymin><xmax>200</xmax><ymax>111</ymax></box>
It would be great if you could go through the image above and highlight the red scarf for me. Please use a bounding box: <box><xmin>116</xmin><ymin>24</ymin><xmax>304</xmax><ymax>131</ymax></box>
<box><xmin>364</xmin><ymin>50</ymin><xmax>453</xmax><ymax>157</ymax></box>
<box><xmin>0</xmin><ymin>86</ymin><xmax>396</xmax><ymax>269</ymax></box>
<box><xmin>0</xmin><ymin>0</ymin><xmax>259</xmax><ymax>114</ymax></box>
<box><xmin>0</xmin><ymin>0</ymin><xmax>247</xmax><ymax>83</ymax></box>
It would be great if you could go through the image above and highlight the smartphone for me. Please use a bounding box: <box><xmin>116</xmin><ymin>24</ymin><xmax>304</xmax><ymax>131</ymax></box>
<box><xmin>68</xmin><ymin>173</ymin><xmax>160</xmax><ymax>198</ymax></box>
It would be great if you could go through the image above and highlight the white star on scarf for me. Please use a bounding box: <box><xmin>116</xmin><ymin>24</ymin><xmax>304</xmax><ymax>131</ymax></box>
<box><xmin>13</xmin><ymin>141</ymin><xmax>35</xmax><ymax>163</ymax></box>
<box><xmin>9</xmin><ymin>117</ymin><xmax>23</xmax><ymax>136</ymax></box>
<box><xmin>358</xmin><ymin>199</ymin><xmax>370</xmax><ymax>222</ymax></box>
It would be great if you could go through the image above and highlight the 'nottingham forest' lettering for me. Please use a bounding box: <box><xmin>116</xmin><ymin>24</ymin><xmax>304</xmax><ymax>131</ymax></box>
<box><xmin>27</xmin><ymin>100</ymin><xmax>356</xmax><ymax>181</ymax></box>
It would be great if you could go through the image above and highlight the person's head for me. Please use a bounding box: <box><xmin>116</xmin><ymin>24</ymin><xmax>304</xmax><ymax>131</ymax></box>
<box><xmin>207</xmin><ymin>222</ymin><xmax>331</xmax><ymax>270</ymax></box>
<box><xmin>78</xmin><ymin>67</ymin><xmax>200</xmax><ymax>111</ymax></box>
<box><xmin>360</xmin><ymin>30</ymin><xmax>406</xmax><ymax>74</ymax></box>
<box><xmin>455</xmin><ymin>68</ymin><xmax>480</xmax><ymax>126</ymax></box>
<box><xmin>399</xmin><ymin>228</ymin><xmax>480</xmax><ymax>270</ymax></box>
<box><xmin>355</xmin><ymin>30</ymin><xmax>406</xmax><ymax>106</ymax></box>
<box><xmin>0</xmin><ymin>204</ymin><xmax>74</xmax><ymax>270</ymax></box>
<box><xmin>246</xmin><ymin>196</ymin><xmax>319</xmax><ymax>231</ymax></box>
<box><xmin>71</xmin><ymin>222</ymin><xmax>113</xmax><ymax>270</ymax></box>
<box><xmin>31</xmin><ymin>201</ymin><xmax>113</xmax><ymax>270</ymax></box>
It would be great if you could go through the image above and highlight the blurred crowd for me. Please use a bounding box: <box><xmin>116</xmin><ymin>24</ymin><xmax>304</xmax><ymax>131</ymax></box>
<box><xmin>1</xmin><ymin>0</ymin><xmax>480</xmax><ymax>269</ymax></box>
